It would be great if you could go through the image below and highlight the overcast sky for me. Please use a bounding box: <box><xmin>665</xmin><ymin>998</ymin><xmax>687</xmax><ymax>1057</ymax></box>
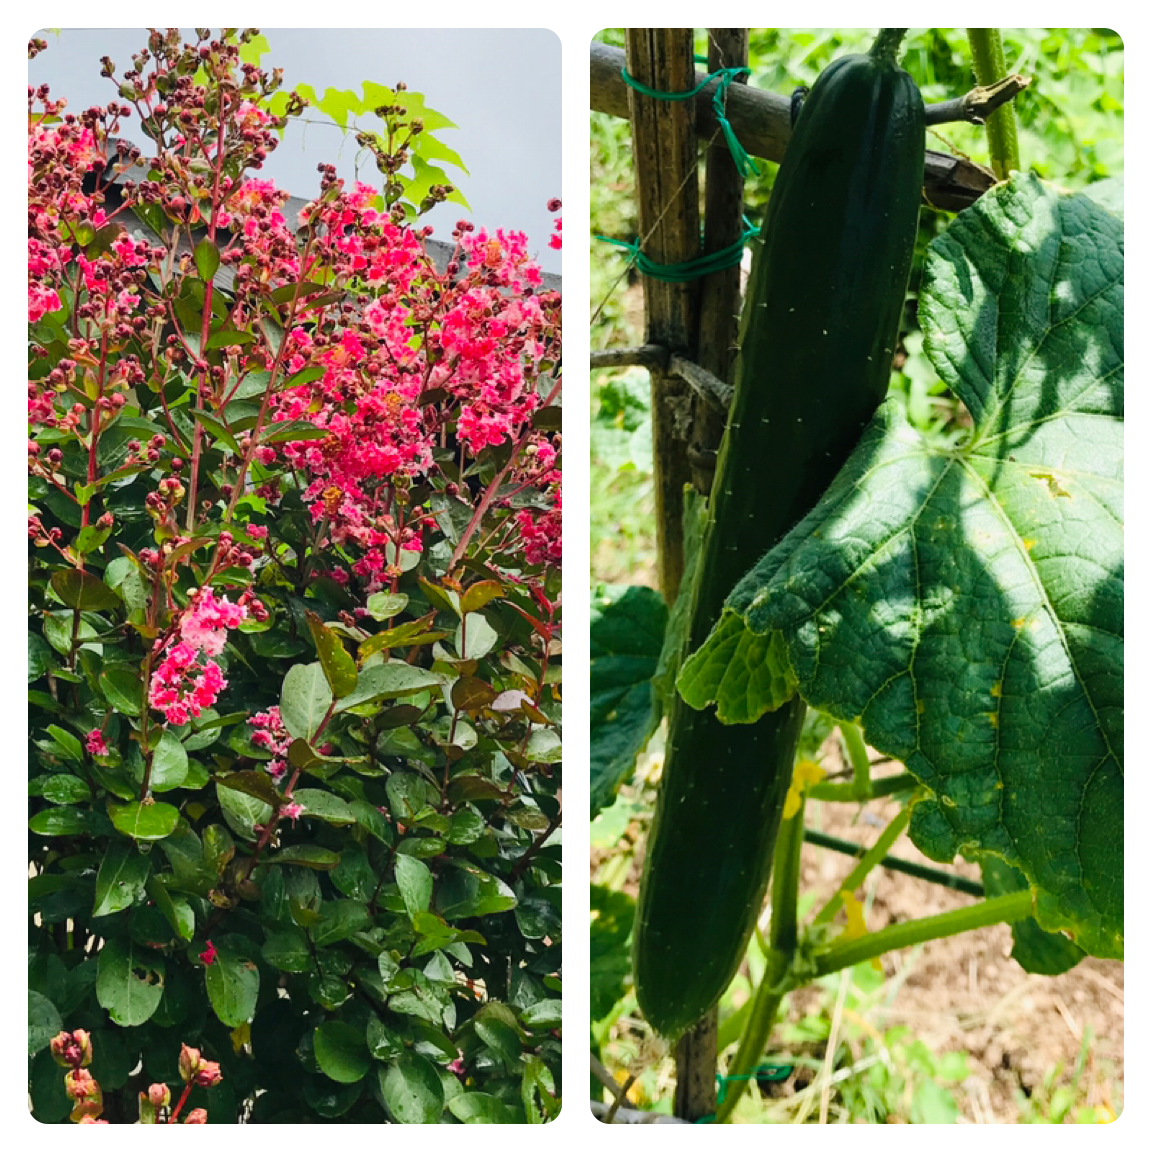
<box><xmin>28</xmin><ymin>27</ymin><xmax>561</xmax><ymax>273</ymax></box>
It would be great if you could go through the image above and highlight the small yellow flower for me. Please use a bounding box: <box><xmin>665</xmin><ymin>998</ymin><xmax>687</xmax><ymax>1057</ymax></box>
<box><xmin>782</xmin><ymin>759</ymin><xmax>825</xmax><ymax>818</ymax></box>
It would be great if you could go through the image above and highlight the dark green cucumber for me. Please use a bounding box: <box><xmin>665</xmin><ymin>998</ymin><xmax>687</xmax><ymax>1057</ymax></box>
<box><xmin>634</xmin><ymin>37</ymin><xmax>925</xmax><ymax>1039</ymax></box>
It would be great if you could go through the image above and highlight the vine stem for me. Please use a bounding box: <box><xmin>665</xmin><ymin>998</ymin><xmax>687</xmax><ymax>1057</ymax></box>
<box><xmin>967</xmin><ymin>29</ymin><xmax>1021</xmax><ymax>178</ymax></box>
<box><xmin>813</xmin><ymin>888</ymin><xmax>1033</xmax><ymax>976</ymax></box>
<box><xmin>715</xmin><ymin>780</ymin><xmax>807</xmax><ymax>1123</ymax></box>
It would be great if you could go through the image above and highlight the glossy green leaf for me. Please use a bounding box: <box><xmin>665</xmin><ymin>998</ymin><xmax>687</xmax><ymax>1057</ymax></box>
<box><xmin>215</xmin><ymin>783</ymin><xmax>272</xmax><ymax>842</ymax></box>
<box><xmin>366</xmin><ymin>591</ymin><xmax>408</xmax><ymax>620</ymax></box>
<box><xmin>99</xmin><ymin>666</ymin><xmax>142</xmax><ymax>716</ymax></box>
<box><xmin>28</xmin><ymin>990</ymin><xmax>63</xmax><ymax>1056</ymax></box>
<box><xmin>205</xmin><ymin>937</ymin><xmax>260</xmax><ymax>1027</ymax></box>
<box><xmin>294</xmin><ymin>787</ymin><xmax>355</xmax><ymax>825</ymax></box>
<box><xmin>314</xmin><ymin>1021</ymin><xmax>371</xmax><ymax>1083</ymax></box>
<box><xmin>268</xmin><ymin>845</ymin><xmax>340</xmax><ymax>869</ymax></box>
<box><xmin>455</xmin><ymin>612</ymin><xmax>498</xmax><ymax>660</ymax></box>
<box><xmin>96</xmin><ymin>937</ymin><xmax>165</xmax><ymax>1025</ymax></box>
<box><xmin>109</xmin><ymin>800</ymin><xmax>180</xmax><ymax>841</ymax></box>
<box><xmin>150</xmin><ymin>729</ymin><xmax>189</xmax><ymax>792</ymax></box>
<box><xmin>280</xmin><ymin>662</ymin><xmax>334</xmax><ymax>740</ymax></box>
<box><xmin>93</xmin><ymin>840</ymin><xmax>151</xmax><ymax>916</ymax></box>
<box><xmin>39</xmin><ymin>774</ymin><xmax>91</xmax><ymax>805</ymax></box>
<box><xmin>262</xmin><ymin>926</ymin><xmax>312</xmax><ymax>972</ymax></box>
<box><xmin>334</xmin><ymin>661</ymin><xmax>442</xmax><ymax>711</ymax></box>
<box><xmin>379</xmin><ymin>1052</ymin><xmax>444</xmax><ymax>1124</ymax></box>
<box><xmin>310</xmin><ymin>899</ymin><xmax>372</xmax><ymax>946</ymax></box>
<box><xmin>395</xmin><ymin>855</ymin><xmax>433</xmax><ymax>918</ymax></box>
<box><xmin>449</xmin><ymin>1092</ymin><xmax>515</xmax><ymax>1123</ymax></box>
<box><xmin>306</xmin><ymin>611</ymin><xmax>359</xmax><ymax>698</ymax></box>
<box><xmin>217</xmin><ymin>770</ymin><xmax>282</xmax><ymax>807</ymax></box>
<box><xmin>683</xmin><ymin>175</ymin><xmax>1123</xmax><ymax>958</ymax></box>
<box><xmin>435</xmin><ymin>864</ymin><xmax>516</xmax><ymax>920</ymax></box>
<box><xmin>366</xmin><ymin>1016</ymin><xmax>404</xmax><ymax>1060</ymax></box>
<box><xmin>193</xmin><ymin>237</ymin><xmax>220</xmax><ymax>281</ymax></box>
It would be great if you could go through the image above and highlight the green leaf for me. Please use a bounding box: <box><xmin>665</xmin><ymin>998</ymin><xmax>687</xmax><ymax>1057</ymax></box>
<box><xmin>93</xmin><ymin>840</ymin><xmax>151</xmax><ymax>916</ymax></box>
<box><xmin>109</xmin><ymin>800</ymin><xmax>180</xmax><ymax>841</ymax></box>
<box><xmin>193</xmin><ymin>238</ymin><xmax>220</xmax><ymax>281</ymax></box>
<box><xmin>268</xmin><ymin>845</ymin><xmax>340</xmax><ymax>869</ymax></box>
<box><xmin>150</xmin><ymin>728</ymin><xmax>189</xmax><ymax>791</ymax></box>
<box><xmin>96</xmin><ymin>937</ymin><xmax>164</xmax><ymax>1025</ymax></box>
<box><xmin>589</xmin><ymin>585</ymin><xmax>665</xmax><ymax>816</ymax></box>
<box><xmin>310</xmin><ymin>899</ymin><xmax>372</xmax><ymax>946</ymax></box>
<box><xmin>474</xmin><ymin>1014</ymin><xmax>521</xmax><ymax>1069</ymax></box>
<box><xmin>379</xmin><ymin>1052</ymin><xmax>444</xmax><ymax>1123</ymax></box>
<box><xmin>395</xmin><ymin>855</ymin><xmax>433</xmax><ymax>918</ymax></box>
<box><xmin>449</xmin><ymin>1092</ymin><xmax>515</xmax><ymax>1123</ymax></box>
<box><xmin>435</xmin><ymin>864</ymin><xmax>516</xmax><ymax>920</ymax></box>
<box><xmin>28</xmin><ymin>990</ymin><xmax>63</xmax><ymax>1056</ymax></box>
<box><xmin>294</xmin><ymin>787</ymin><xmax>356</xmax><ymax>825</ymax></box>
<box><xmin>314</xmin><ymin>1021</ymin><xmax>371</xmax><ymax>1083</ymax></box>
<box><xmin>366</xmin><ymin>591</ymin><xmax>408</xmax><ymax>620</ymax></box>
<box><xmin>306</xmin><ymin>611</ymin><xmax>359</xmax><ymax>698</ymax></box>
<box><xmin>205</xmin><ymin>936</ymin><xmax>260</xmax><ymax>1027</ymax></box>
<box><xmin>981</xmin><ymin>855</ymin><xmax>1085</xmax><ymax>975</ymax></box>
<box><xmin>280</xmin><ymin>662</ymin><xmax>334</xmax><ymax>740</ymax></box>
<box><xmin>334</xmin><ymin>661</ymin><xmax>442</xmax><ymax>712</ymax></box>
<box><xmin>217</xmin><ymin>770</ymin><xmax>282</xmax><ymax>807</ymax></box>
<box><xmin>215</xmin><ymin>783</ymin><xmax>272</xmax><ymax>842</ymax></box>
<box><xmin>146</xmin><ymin>875</ymin><xmax>194</xmax><ymax>941</ymax></box>
<box><xmin>46</xmin><ymin>724</ymin><xmax>83</xmax><ymax>763</ymax></box>
<box><xmin>366</xmin><ymin>1016</ymin><xmax>404</xmax><ymax>1060</ymax></box>
<box><xmin>40</xmin><ymin>775</ymin><xmax>91</xmax><ymax>805</ymax></box>
<box><xmin>205</xmin><ymin>328</ymin><xmax>255</xmax><ymax>350</ymax></box>
<box><xmin>99</xmin><ymin>666</ymin><xmax>142</xmax><ymax>715</ymax></box>
<box><xmin>687</xmin><ymin>174</ymin><xmax>1123</xmax><ymax>959</ymax></box>
<box><xmin>455</xmin><ymin>612</ymin><xmax>498</xmax><ymax>660</ymax></box>
<box><xmin>263</xmin><ymin>926</ymin><xmax>312</xmax><ymax>971</ymax></box>
<box><xmin>524</xmin><ymin>728</ymin><xmax>562</xmax><ymax>764</ymax></box>
<box><xmin>520</xmin><ymin>999</ymin><xmax>562</xmax><ymax>1029</ymax></box>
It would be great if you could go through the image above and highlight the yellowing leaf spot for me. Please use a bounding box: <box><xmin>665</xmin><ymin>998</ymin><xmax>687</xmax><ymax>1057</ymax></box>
<box><xmin>230</xmin><ymin>1021</ymin><xmax>251</xmax><ymax>1055</ymax></box>
<box><xmin>1011</xmin><ymin>617</ymin><xmax>1028</xmax><ymax>629</ymax></box>
<box><xmin>990</xmin><ymin>682</ymin><xmax>1001</xmax><ymax>698</ymax></box>
<box><xmin>985</xmin><ymin>712</ymin><xmax>999</xmax><ymax>729</ymax></box>
<box><xmin>1022</xmin><ymin>538</ymin><xmax>1036</xmax><ymax>551</ymax></box>
<box><xmin>915</xmin><ymin>699</ymin><xmax>925</xmax><ymax>715</ymax></box>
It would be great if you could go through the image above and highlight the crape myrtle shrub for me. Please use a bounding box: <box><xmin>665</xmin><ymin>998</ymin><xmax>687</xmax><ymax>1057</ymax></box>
<box><xmin>28</xmin><ymin>29</ymin><xmax>561</xmax><ymax>1124</ymax></box>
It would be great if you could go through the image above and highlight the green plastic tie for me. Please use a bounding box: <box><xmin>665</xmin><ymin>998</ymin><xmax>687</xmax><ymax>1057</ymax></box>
<box><xmin>621</xmin><ymin>55</ymin><xmax>760</xmax><ymax>179</ymax></box>
<box><xmin>595</xmin><ymin>216</ymin><xmax>757</xmax><ymax>285</ymax></box>
<box><xmin>714</xmin><ymin>1063</ymin><xmax>794</xmax><ymax>1106</ymax></box>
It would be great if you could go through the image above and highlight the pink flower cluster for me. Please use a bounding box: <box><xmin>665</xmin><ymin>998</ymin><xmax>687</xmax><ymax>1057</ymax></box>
<box><xmin>249</xmin><ymin>705</ymin><xmax>292</xmax><ymax>781</ymax></box>
<box><xmin>148</xmin><ymin>589</ymin><xmax>248</xmax><ymax>725</ymax></box>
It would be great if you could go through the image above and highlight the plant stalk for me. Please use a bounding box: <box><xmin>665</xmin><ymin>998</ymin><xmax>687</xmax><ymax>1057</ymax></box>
<box><xmin>967</xmin><ymin>29</ymin><xmax>1021</xmax><ymax>178</ymax></box>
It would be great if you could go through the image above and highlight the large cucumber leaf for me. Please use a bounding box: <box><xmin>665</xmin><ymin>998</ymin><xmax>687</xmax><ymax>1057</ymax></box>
<box><xmin>679</xmin><ymin>173</ymin><xmax>1122</xmax><ymax>958</ymax></box>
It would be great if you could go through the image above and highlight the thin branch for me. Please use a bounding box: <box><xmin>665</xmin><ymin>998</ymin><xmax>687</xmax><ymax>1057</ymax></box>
<box><xmin>925</xmin><ymin>73</ymin><xmax>1031</xmax><ymax>126</ymax></box>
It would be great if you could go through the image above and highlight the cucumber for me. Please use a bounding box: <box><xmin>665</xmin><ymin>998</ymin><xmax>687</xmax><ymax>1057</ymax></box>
<box><xmin>634</xmin><ymin>34</ymin><xmax>925</xmax><ymax>1038</ymax></box>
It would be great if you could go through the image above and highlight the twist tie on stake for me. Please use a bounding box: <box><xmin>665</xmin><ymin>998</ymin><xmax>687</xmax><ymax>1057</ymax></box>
<box><xmin>595</xmin><ymin>216</ymin><xmax>758</xmax><ymax>284</ymax></box>
<box><xmin>621</xmin><ymin>55</ymin><xmax>760</xmax><ymax>179</ymax></box>
<box><xmin>692</xmin><ymin>1063</ymin><xmax>793</xmax><ymax>1120</ymax></box>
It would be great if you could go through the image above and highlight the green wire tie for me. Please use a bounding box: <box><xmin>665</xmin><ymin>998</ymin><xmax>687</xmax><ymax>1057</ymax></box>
<box><xmin>621</xmin><ymin>54</ymin><xmax>760</xmax><ymax>179</ymax></box>
<box><xmin>595</xmin><ymin>216</ymin><xmax>758</xmax><ymax>284</ymax></box>
<box><xmin>695</xmin><ymin>1063</ymin><xmax>794</xmax><ymax>1120</ymax></box>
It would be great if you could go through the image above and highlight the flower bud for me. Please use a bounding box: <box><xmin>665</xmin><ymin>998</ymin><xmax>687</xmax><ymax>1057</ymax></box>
<box><xmin>50</xmin><ymin>1029</ymin><xmax>92</xmax><ymax>1069</ymax></box>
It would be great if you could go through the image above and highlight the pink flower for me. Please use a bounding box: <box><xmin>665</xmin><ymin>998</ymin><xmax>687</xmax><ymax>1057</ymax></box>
<box><xmin>85</xmin><ymin>729</ymin><xmax>108</xmax><ymax>757</ymax></box>
<box><xmin>184</xmin><ymin>1109</ymin><xmax>209</xmax><ymax>1124</ymax></box>
<box><xmin>198</xmin><ymin>940</ymin><xmax>217</xmax><ymax>966</ymax></box>
<box><xmin>280</xmin><ymin>802</ymin><xmax>304</xmax><ymax>823</ymax></box>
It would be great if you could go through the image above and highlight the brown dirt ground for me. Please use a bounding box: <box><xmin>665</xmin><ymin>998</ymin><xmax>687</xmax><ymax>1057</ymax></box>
<box><xmin>597</xmin><ymin>737</ymin><xmax>1124</xmax><ymax>1123</ymax></box>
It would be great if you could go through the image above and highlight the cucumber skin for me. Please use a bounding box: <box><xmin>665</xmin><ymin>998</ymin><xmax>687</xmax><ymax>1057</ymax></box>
<box><xmin>634</xmin><ymin>52</ymin><xmax>925</xmax><ymax>1039</ymax></box>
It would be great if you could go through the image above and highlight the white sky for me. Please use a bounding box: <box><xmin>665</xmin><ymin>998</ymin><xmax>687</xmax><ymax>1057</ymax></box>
<box><xmin>28</xmin><ymin>27</ymin><xmax>562</xmax><ymax>273</ymax></box>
